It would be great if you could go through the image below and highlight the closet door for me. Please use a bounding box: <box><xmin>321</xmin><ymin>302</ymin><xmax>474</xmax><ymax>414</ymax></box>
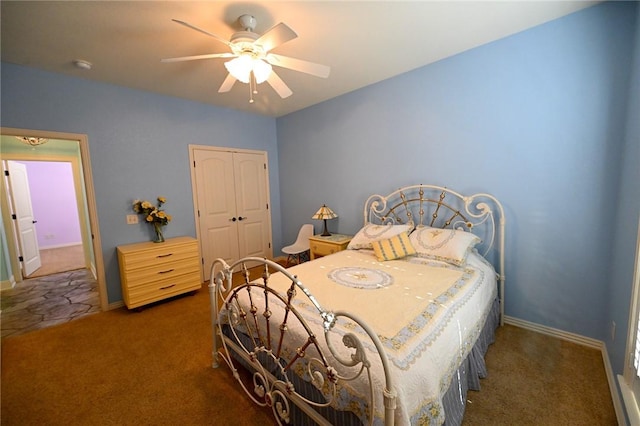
<box><xmin>192</xmin><ymin>148</ymin><xmax>272</xmax><ymax>281</ymax></box>
<box><xmin>233</xmin><ymin>152</ymin><xmax>271</xmax><ymax>260</ymax></box>
<box><xmin>193</xmin><ymin>149</ymin><xmax>239</xmax><ymax>275</ymax></box>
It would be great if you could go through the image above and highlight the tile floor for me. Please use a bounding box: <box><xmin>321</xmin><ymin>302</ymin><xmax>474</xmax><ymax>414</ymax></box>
<box><xmin>1</xmin><ymin>269</ymin><xmax>100</xmax><ymax>339</ymax></box>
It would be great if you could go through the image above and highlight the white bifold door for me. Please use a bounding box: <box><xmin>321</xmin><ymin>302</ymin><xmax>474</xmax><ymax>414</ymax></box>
<box><xmin>191</xmin><ymin>147</ymin><xmax>273</xmax><ymax>281</ymax></box>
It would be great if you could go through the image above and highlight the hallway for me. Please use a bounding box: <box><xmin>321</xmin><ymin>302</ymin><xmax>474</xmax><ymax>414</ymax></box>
<box><xmin>1</xmin><ymin>269</ymin><xmax>100</xmax><ymax>339</ymax></box>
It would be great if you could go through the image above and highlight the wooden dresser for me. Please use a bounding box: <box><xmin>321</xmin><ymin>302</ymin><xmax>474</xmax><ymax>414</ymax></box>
<box><xmin>117</xmin><ymin>236</ymin><xmax>202</xmax><ymax>309</ymax></box>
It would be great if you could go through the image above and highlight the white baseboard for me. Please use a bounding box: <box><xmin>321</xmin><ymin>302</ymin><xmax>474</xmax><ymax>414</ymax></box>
<box><xmin>0</xmin><ymin>275</ymin><xmax>16</xmax><ymax>291</ymax></box>
<box><xmin>107</xmin><ymin>300</ymin><xmax>125</xmax><ymax>310</ymax></box>
<box><xmin>618</xmin><ymin>374</ymin><xmax>639</xmax><ymax>426</ymax></box>
<box><xmin>504</xmin><ymin>315</ymin><xmax>602</xmax><ymax>349</ymax></box>
<box><xmin>604</xmin><ymin>348</ymin><xmax>629</xmax><ymax>425</ymax></box>
<box><xmin>504</xmin><ymin>316</ymin><xmax>626</xmax><ymax>425</ymax></box>
<box><xmin>39</xmin><ymin>242</ymin><xmax>83</xmax><ymax>250</ymax></box>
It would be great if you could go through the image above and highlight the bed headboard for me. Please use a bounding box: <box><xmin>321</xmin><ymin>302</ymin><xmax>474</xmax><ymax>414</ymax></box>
<box><xmin>364</xmin><ymin>184</ymin><xmax>506</xmax><ymax>322</ymax></box>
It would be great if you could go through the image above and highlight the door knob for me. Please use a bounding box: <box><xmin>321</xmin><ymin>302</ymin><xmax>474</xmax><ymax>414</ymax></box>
<box><xmin>230</xmin><ymin>217</ymin><xmax>237</xmax><ymax>222</ymax></box>
<box><xmin>238</xmin><ymin>216</ymin><xmax>247</xmax><ymax>221</ymax></box>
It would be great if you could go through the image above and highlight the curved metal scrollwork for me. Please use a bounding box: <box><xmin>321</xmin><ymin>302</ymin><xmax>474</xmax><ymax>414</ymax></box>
<box><xmin>210</xmin><ymin>257</ymin><xmax>397</xmax><ymax>426</ymax></box>
<box><xmin>209</xmin><ymin>185</ymin><xmax>505</xmax><ymax>425</ymax></box>
<box><xmin>364</xmin><ymin>184</ymin><xmax>505</xmax><ymax>324</ymax></box>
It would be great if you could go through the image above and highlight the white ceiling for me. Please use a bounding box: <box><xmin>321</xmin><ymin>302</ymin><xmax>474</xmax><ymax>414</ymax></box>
<box><xmin>1</xmin><ymin>1</ymin><xmax>598</xmax><ymax>118</ymax></box>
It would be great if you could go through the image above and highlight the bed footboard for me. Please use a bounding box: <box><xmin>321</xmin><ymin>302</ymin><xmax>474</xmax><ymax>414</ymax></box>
<box><xmin>209</xmin><ymin>257</ymin><xmax>397</xmax><ymax>426</ymax></box>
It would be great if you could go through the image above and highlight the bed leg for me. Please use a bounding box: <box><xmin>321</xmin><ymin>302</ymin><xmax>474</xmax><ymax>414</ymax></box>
<box><xmin>209</xmin><ymin>279</ymin><xmax>220</xmax><ymax>369</ymax></box>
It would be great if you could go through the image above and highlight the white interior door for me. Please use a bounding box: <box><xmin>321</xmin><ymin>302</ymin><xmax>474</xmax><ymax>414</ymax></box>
<box><xmin>192</xmin><ymin>147</ymin><xmax>272</xmax><ymax>281</ymax></box>
<box><xmin>6</xmin><ymin>160</ymin><xmax>42</xmax><ymax>276</ymax></box>
<box><xmin>234</xmin><ymin>152</ymin><xmax>271</xmax><ymax>259</ymax></box>
<box><xmin>194</xmin><ymin>149</ymin><xmax>239</xmax><ymax>278</ymax></box>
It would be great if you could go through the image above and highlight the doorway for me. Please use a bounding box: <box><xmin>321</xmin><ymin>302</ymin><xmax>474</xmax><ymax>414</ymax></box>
<box><xmin>6</xmin><ymin>160</ymin><xmax>86</xmax><ymax>278</ymax></box>
<box><xmin>0</xmin><ymin>128</ymin><xmax>107</xmax><ymax>313</ymax></box>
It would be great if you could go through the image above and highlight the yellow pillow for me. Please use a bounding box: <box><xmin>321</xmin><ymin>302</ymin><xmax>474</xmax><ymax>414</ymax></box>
<box><xmin>372</xmin><ymin>232</ymin><xmax>416</xmax><ymax>261</ymax></box>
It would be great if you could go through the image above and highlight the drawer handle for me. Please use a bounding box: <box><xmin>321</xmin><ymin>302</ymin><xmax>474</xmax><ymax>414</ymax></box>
<box><xmin>160</xmin><ymin>284</ymin><xmax>176</xmax><ymax>290</ymax></box>
<box><xmin>158</xmin><ymin>269</ymin><xmax>174</xmax><ymax>274</ymax></box>
<box><xmin>157</xmin><ymin>253</ymin><xmax>173</xmax><ymax>258</ymax></box>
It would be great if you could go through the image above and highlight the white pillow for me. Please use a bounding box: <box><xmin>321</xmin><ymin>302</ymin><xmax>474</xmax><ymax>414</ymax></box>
<box><xmin>409</xmin><ymin>225</ymin><xmax>480</xmax><ymax>266</ymax></box>
<box><xmin>347</xmin><ymin>224</ymin><xmax>413</xmax><ymax>250</ymax></box>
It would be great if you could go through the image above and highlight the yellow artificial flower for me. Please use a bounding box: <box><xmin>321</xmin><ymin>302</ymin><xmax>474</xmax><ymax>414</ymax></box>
<box><xmin>133</xmin><ymin>197</ymin><xmax>172</xmax><ymax>227</ymax></box>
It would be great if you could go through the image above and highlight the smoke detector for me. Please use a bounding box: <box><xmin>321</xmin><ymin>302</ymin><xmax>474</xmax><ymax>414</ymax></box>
<box><xmin>73</xmin><ymin>59</ymin><xmax>92</xmax><ymax>70</ymax></box>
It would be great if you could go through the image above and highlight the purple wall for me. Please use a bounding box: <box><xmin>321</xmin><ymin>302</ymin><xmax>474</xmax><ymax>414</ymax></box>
<box><xmin>18</xmin><ymin>161</ymin><xmax>82</xmax><ymax>248</ymax></box>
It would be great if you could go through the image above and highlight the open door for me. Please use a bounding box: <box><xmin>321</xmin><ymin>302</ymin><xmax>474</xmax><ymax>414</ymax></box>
<box><xmin>5</xmin><ymin>160</ymin><xmax>42</xmax><ymax>277</ymax></box>
<box><xmin>1</xmin><ymin>127</ymin><xmax>108</xmax><ymax>313</ymax></box>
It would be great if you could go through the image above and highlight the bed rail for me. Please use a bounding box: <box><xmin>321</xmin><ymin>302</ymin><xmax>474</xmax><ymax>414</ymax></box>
<box><xmin>210</xmin><ymin>257</ymin><xmax>397</xmax><ymax>426</ymax></box>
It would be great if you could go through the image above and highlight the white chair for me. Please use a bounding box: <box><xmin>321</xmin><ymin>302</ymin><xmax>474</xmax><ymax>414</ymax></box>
<box><xmin>282</xmin><ymin>224</ymin><xmax>314</xmax><ymax>267</ymax></box>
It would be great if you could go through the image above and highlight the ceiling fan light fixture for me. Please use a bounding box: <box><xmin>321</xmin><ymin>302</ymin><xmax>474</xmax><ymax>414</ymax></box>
<box><xmin>252</xmin><ymin>59</ymin><xmax>272</xmax><ymax>84</ymax></box>
<box><xmin>225</xmin><ymin>55</ymin><xmax>272</xmax><ymax>84</ymax></box>
<box><xmin>225</xmin><ymin>55</ymin><xmax>252</xmax><ymax>83</ymax></box>
<box><xmin>165</xmin><ymin>15</ymin><xmax>329</xmax><ymax>103</ymax></box>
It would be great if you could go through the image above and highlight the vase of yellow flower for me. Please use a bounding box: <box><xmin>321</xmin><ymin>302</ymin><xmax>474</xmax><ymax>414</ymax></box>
<box><xmin>132</xmin><ymin>196</ymin><xmax>172</xmax><ymax>243</ymax></box>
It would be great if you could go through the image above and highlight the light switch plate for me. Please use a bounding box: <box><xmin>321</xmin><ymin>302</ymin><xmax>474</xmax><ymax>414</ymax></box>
<box><xmin>126</xmin><ymin>214</ymin><xmax>138</xmax><ymax>224</ymax></box>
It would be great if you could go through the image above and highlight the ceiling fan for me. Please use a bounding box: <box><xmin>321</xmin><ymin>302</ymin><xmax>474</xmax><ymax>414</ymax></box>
<box><xmin>162</xmin><ymin>14</ymin><xmax>330</xmax><ymax>103</ymax></box>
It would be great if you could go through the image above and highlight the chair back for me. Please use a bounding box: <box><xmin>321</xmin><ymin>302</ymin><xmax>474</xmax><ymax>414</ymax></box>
<box><xmin>295</xmin><ymin>224</ymin><xmax>314</xmax><ymax>248</ymax></box>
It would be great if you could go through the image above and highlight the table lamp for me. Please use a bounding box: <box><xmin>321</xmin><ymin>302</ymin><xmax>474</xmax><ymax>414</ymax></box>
<box><xmin>312</xmin><ymin>204</ymin><xmax>337</xmax><ymax>236</ymax></box>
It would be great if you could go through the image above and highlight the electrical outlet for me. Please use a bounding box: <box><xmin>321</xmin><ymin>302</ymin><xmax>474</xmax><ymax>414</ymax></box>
<box><xmin>611</xmin><ymin>321</ymin><xmax>616</xmax><ymax>341</ymax></box>
<box><xmin>126</xmin><ymin>214</ymin><xmax>138</xmax><ymax>224</ymax></box>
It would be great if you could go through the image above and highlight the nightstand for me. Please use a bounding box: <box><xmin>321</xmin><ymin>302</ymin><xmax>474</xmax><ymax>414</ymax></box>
<box><xmin>309</xmin><ymin>234</ymin><xmax>353</xmax><ymax>260</ymax></box>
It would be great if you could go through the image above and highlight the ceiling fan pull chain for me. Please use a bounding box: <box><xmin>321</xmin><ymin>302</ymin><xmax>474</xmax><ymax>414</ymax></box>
<box><xmin>249</xmin><ymin>77</ymin><xmax>255</xmax><ymax>104</ymax></box>
<box><xmin>251</xmin><ymin>72</ymin><xmax>258</xmax><ymax>95</ymax></box>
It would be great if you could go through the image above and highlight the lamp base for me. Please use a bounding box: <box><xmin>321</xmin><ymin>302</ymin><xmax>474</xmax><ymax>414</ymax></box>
<box><xmin>321</xmin><ymin>219</ymin><xmax>331</xmax><ymax>237</ymax></box>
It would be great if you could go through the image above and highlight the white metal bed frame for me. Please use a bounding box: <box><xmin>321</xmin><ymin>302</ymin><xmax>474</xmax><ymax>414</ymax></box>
<box><xmin>209</xmin><ymin>184</ymin><xmax>505</xmax><ymax>425</ymax></box>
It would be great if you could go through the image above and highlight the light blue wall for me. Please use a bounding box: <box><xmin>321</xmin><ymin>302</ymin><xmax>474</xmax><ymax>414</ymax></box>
<box><xmin>0</xmin><ymin>64</ymin><xmax>281</xmax><ymax>304</ymax></box>
<box><xmin>608</xmin><ymin>1</ymin><xmax>640</xmax><ymax>381</ymax></box>
<box><xmin>277</xmin><ymin>0</ymin><xmax>637</xmax><ymax>345</ymax></box>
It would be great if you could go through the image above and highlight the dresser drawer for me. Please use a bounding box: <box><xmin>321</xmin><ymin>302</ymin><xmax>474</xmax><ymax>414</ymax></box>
<box><xmin>310</xmin><ymin>241</ymin><xmax>340</xmax><ymax>257</ymax></box>
<box><xmin>118</xmin><ymin>242</ymin><xmax>198</xmax><ymax>272</ymax></box>
<box><xmin>124</xmin><ymin>272</ymin><xmax>201</xmax><ymax>309</ymax></box>
<box><xmin>123</xmin><ymin>259</ymin><xmax>201</xmax><ymax>288</ymax></box>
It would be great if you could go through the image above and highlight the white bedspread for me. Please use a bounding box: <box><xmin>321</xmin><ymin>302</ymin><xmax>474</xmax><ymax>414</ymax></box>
<box><xmin>225</xmin><ymin>249</ymin><xmax>497</xmax><ymax>425</ymax></box>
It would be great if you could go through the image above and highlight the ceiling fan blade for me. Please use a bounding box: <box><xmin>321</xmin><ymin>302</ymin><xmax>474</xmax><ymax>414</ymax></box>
<box><xmin>266</xmin><ymin>53</ymin><xmax>330</xmax><ymax>78</ymax></box>
<box><xmin>218</xmin><ymin>73</ymin><xmax>237</xmax><ymax>93</ymax></box>
<box><xmin>161</xmin><ymin>53</ymin><xmax>235</xmax><ymax>63</ymax></box>
<box><xmin>266</xmin><ymin>71</ymin><xmax>293</xmax><ymax>99</ymax></box>
<box><xmin>256</xmin><ymin>22</ymin><xmax>297</xmax><ymax>53</ymax></box>
<box><xmin>172</xmin><ymin>19</ymin><xmax>231</xmax><ymax>47</ymax></box>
